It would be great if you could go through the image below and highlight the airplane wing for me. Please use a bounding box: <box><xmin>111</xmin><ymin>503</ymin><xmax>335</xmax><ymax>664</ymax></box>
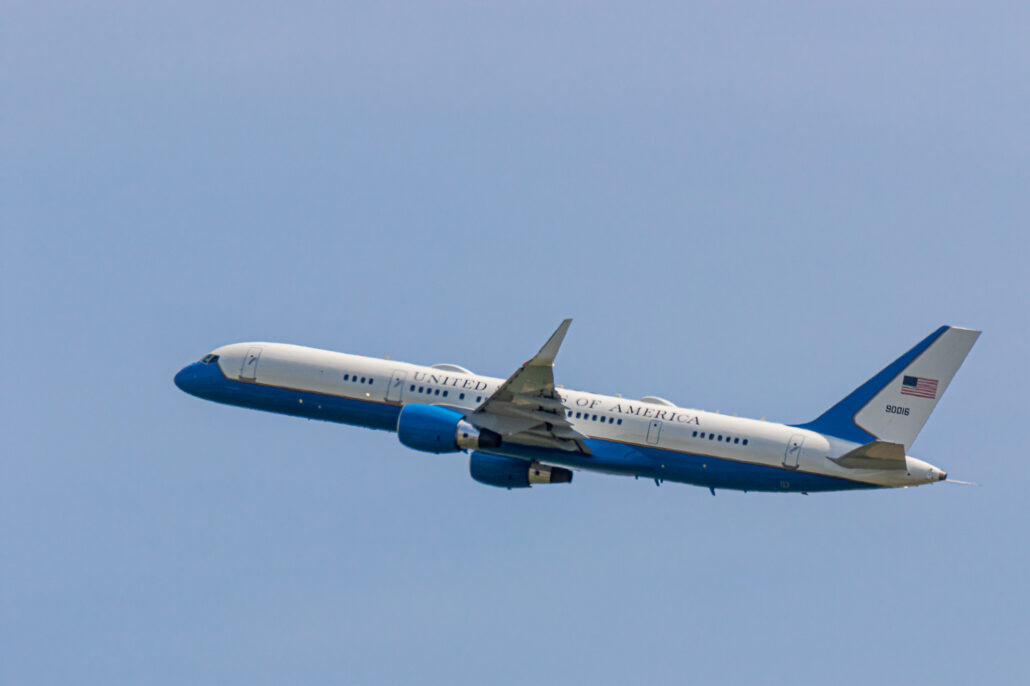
<box><xmin>466</xmin><ymin>319</ymin><xmax>591</xmax><ymax>455</ymax></box>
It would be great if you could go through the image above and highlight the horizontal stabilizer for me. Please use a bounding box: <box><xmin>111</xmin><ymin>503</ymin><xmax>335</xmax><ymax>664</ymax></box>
<box><xmin>830</xmin><ymin>441</ymin><xmax>906</xmax><ymax>470</ymax></box>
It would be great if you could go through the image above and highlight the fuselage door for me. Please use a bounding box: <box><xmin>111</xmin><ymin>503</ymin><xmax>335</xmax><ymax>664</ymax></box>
<box><xmin>239</xmin><ymin>346</ymin><xmax>262</xmax><ymax>381</ymax></box>
<box><xmin>386</xmin><ymin>370</ymin><xmax>407</xmax><ymax>403</ymax></box>
<box><xmin>784</xmin><ymin>434</ymin><xmax>805</xmax><ymax>469</ymax></box>
<box><xmin>646</xmin><ymin>419</ymin><xmax>663</xmax><ymax>445</ymax></box>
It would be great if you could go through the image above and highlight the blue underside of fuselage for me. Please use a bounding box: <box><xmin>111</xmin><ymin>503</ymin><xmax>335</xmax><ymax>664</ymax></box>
<box><xmin>175</xmin><ymin>362</ymin><xmax>876</xmax><ymax>493</ymax></box>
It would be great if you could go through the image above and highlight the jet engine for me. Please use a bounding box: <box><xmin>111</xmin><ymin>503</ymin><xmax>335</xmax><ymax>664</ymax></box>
<box><xmin>469</xmin><ymin>452</ymin><xmax>573</xmax><ymax>489</ymax></box>
<box><xmin>396</xmin><ymin>404</ymin><xmax>500</xmax><ymax>454</ymax></box>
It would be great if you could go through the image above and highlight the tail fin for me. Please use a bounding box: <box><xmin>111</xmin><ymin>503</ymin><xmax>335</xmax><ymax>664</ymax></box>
<box><xmin>795</xmin><ymin>326</ymin><xmax>980</xmax><ymax>451</ymax></box>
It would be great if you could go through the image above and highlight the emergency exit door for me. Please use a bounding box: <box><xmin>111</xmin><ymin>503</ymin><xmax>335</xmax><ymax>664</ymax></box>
<box><xmin>386</xmin><ymin>370</ymin><xmax>407</xmax><ymax>402</ymax></box>
<box><xmin>646</xmin><ymin>420</ymin><xmax>663</xmax><ymax>445</ymax></box>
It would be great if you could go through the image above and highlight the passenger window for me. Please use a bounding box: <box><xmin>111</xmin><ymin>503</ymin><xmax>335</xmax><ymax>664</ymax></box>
<box><xmin>591</xmin><ymin>415</ymin><xmax>597</xmax><ymax>421</ymax></box>
<box><xmin>344</xmin><ymin>374</ymin><xmax>350</xmax><ymax>381</ymax></box>
<box><xmin>692</xmin><ymin>431</ymin><xmax>698</xmax><ymax>437</ymax></box>
<box><xmin>709</xmin><ymin>434</ymin><xmax>715</xmax><ymax>440</ymax></box>
<box><xmin>419</xmin><ymin>386</ymin><xmax>424</xmax><ymax>393</ymax></box>
<box><xmin>734</xmin><ymin>437</ymin><xmax>739</xmax><ymax>444</ymax></box>
<box><xmin>443</xmin><ymin>391</ymin><xmax>448</xmax><ymax>397</ymax></box>
<box><xmin>459</xmin><ymin>393</ymin><xmax>465</xmax><ymax>400</ymax></box>
<box><xmin>575</xmin><ymin>412</ymin><xmax>581</xmax><ymax>418</ymax></box>
<box><xmin>434</xmin><ymin>389</ymin><xmax>440</xmax><ymax>395</ymax></box>
<box><xmin>743</xmin><ymin>439</ymin><xmax>749</xmax><ymax>446</ymax></box>
<box><xmin>477</xmin><ymin>396</ymin><xmax>482</xmax><ymax>402</ymax></box>
<box><xmin>700</xmin><ymin>432</ymin><xmax>705</xmax><ymax>438</ymax></box>
<box><xmin>410</xmin><ymin>385</ymin><xmax>415</xmax><ymax>391</ymax></box>
<box><xmin>617</xmin><ymin>419</ymin><xmax>622</xmax><ymax>425</ymax></box>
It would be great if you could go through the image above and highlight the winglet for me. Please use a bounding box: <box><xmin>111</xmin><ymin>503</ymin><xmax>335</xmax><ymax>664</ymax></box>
<box><xmin>530</xmin><ymin>318</ymin><xmax>572</xmax><ymax>366</ymax></box>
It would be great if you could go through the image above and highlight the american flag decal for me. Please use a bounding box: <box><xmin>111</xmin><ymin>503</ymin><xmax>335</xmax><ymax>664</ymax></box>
<box><xmin>901</xmin><ymin>375</ymin><xmax>938</xmax><ymax>399</ymax></box>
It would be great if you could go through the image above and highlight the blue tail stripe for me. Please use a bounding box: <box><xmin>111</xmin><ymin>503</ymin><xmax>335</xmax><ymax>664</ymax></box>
<box><xmin>792</xmin><ymin>325</ymin><xmax>949</xmax><ymax>444</ymax></box>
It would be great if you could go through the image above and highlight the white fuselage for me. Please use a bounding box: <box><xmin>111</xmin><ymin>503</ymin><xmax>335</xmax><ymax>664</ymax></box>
<box><xmin>202</xmin><ymin>341</ymin><xmax>944</xmax><ymax>490</ymax></box>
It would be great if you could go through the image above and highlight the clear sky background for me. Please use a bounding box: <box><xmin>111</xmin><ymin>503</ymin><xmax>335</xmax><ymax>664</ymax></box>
<box><xmin>3</xmin><ymin>2</ymin><xmax>1028</xmax><ymax>684</ymax></box>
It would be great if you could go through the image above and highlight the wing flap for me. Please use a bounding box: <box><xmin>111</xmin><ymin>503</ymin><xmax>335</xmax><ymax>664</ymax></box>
<box><xmin>468</xmin><ymin>413</ymin><xmax>540</xmax><ymax>436</ymax></box>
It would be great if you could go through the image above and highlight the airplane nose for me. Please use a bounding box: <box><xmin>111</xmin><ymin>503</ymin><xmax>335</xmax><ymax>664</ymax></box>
<box><xmin>174</xmin><ymin>362</ymin><xmax>208</xmax><ymax>396</ymax></box>
<box><xmin>939</xmin><ymin>471</ymin><xmax>948</xmax><ymax>481</ymax></box>
<box><xmin>174</xmin><ymin>364</ymin><xmax>196</xmax><ymax>393</ymax></box>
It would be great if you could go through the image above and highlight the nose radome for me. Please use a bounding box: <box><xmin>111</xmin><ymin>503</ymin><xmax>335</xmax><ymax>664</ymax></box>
<box><xmin>174</xmin><ymin>364</ymin><xmax>196</xmax><ymax>393</ymax></box>
<box><xmin>174</xmin><ymin>362</ymin><xmax>208</xmax><ymax>396</ymax></box>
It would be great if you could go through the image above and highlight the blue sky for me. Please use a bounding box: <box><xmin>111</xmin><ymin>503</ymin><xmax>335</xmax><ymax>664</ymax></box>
<box><xmin>3</xmin><ymin>2</ymin><xmax>1028</xmax><ymax>684</ymax></box>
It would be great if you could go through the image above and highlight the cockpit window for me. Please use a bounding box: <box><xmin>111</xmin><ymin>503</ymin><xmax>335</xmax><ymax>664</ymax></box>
<box><xmin>201</xmin><ymin>354</ymin><xmax>219</xmax><ymax>364</ymax></box>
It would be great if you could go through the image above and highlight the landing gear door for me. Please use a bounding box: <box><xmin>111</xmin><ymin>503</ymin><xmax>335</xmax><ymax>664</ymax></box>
<box><xmin>240</xmin><ymin>346</ymin><xmax>262</xmax><ymax>381</ymax></box>
<box><xmin>386</xmin><ymin>370</ymin><xmax>407</xmax><ymax>403</ymax></box>
<box><xmin>784</xmin><ymin>434</ymin><xmax>805</xmax><ymax>469</ymax></box>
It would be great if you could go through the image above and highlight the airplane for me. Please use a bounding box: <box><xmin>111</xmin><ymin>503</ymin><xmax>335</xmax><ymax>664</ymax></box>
<box><xmin>174</xmin><ymin>321</ymin><xmax>979</xmax><ymax>494</ymax></box>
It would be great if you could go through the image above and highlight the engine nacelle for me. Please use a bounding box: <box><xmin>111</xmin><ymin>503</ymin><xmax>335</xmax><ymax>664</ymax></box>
<box><xmin>396</xmin><ymin>403</ymin><xmax>500</xmax><ymax>454</ymax></box>
<box><xmin>469</xmin><ymin>452</ymin><xmax>573</xmax><ymax>489</ymax></box>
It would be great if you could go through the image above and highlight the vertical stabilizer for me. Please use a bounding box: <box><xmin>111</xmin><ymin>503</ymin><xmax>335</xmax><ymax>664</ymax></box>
<box><xmin>795</xmin><ymin>326</ymin><xmax>980</xmax><ymax>451</ymax></box>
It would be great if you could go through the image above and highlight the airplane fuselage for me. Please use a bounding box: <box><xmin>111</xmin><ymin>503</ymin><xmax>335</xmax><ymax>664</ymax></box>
<box><xmin>174</xmin><ymin>341</ymin><xmax>948</xmax><ymax>493</ymax></box>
